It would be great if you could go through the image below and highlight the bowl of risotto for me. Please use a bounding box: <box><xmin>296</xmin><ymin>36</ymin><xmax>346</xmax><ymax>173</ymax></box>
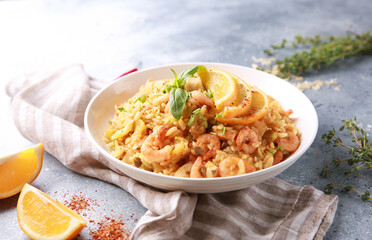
<box><xmin>85</xmin><ymin>62</ymin><xmax>318</xmax><ymax>193</ymax></box>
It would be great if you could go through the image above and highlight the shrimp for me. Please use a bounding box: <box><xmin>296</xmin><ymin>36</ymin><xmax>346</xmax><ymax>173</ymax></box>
<box><xmin>141</xmin><ymin>126</ymin><xmax>189</xmax><ymax>165</ymax></box>
<box><xmin>191</xmin><ymin>91</ymin><xmax>214</xmax><ymax>108</ymax></box>
<box><xmin>218</xmin><ymin>157</ymin><xmax>254</xmax><ymax>177</ymax></box>
<box><xmin>251</xmin><ymin>120</ymin><xmax>268</xmax><ymax>141</ymax></box>
<box><xmin>273</xmin><ymin>150</ymin><xmax>283</xmax><ymax>165</ymax></box>
<box><xmin>190</xmin><ymin>157</ymin><xmax>205</xmax><ymax>178</ymax></box>
<box><xmin>141</xmin><ymin>126</ymin><xmax>172</xmax><ymax>163</ymax></box>
<box><xmin>193</xmin><ymin>134</ymin><xmax>220</xmax><ymax>160</ymax></box>
<box><xmin>236</xmin><ymin>127</ymin><xmax>259</xmax><ymax>154</ymax></box>
<box><xmin>276</xmin><ymin>133</ymin><xmax>300</xmax><ymax>153</ymax></box>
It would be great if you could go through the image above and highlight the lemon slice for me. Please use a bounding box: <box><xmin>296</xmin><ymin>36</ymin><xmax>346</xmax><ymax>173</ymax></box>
<box><xmin>221</xmin><ymin>75</ymin><xmax>252</xmax><ymax>119</ymax></box>
<box><xmin>217</xmin><ymin>85</ymin><xmax>269</xmax><ymax>125</ymax></box>
<box><xmin>17</xmin><ymin>184</ymin><xmax>87</xmax><ymax>240</ymax></box>
<box><xmin>0</xmin><ymin>143</ymin><xmax>44</xmax><ymax>199</ymax></box>
<box><xmin>197</xmin><ymin>68</ymin><xmax>237</xmax><ymax>109</ymax></box>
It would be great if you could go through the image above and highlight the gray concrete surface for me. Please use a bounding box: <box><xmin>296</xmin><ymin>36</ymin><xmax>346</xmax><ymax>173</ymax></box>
<box><xmin>0</xmin><ymin>0</ymin><xmax>371</xmax><ymax>239</ymax></box>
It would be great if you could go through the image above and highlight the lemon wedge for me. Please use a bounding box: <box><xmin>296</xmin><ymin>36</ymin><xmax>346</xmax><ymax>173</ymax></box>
<box><xmin>220</xmin><ymin>75</ymin><xmax>252</xmax><ymax>119</ymax></box>
<box><xmin>17</xmin><ymin>184</ymin><xmax>87</xmax><ymax>240</ymax></box>
<box><xmin>217</xmin><ymin>85</ymin><xmax>269</xmax><ymax>125</ymax></box>
<box><xmin>0</xmin><ymin>143</ymin><xmax>44</xmax><ymax>199</ymax></box>
<box><xmin>197</xmin><ymin>68</ymin><xmax>237</xmax><ymax>110</ymax></box>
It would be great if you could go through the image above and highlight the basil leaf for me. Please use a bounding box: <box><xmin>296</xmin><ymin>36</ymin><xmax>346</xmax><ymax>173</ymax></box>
<box><xmin>170</xmin><ymin>88</ymin><xmax>188</xmax><ymax>120</ymax></box>
<box><xmin>170</xmin><ymin>68</ymin><xmax>179</xmax><ymax>88</ymax></box>
<box><xmin>178</xmin><ymin>65</ymin><xmax>203</xmax><ymax>87</ymax></box>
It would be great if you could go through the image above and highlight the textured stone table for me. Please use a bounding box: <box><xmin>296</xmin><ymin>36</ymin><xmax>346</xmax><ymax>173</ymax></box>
<box><xmin>0</xmin><ymin>0</ymin><xmax>371</xmax><ymax>239</ymax></box>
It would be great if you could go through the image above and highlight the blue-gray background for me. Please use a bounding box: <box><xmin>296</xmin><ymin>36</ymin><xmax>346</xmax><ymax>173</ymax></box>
<box><xmin>0</xmin><ymin>0</ymin><xmax>371</xmax><ymax>239</ymax></box>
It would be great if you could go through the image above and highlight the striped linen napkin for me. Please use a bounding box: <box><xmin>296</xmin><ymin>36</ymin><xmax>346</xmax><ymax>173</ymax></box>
<box><xmin>6</xmin><ymin>64</ymin><xmax>338</xmax><ymax>240</ymax></box>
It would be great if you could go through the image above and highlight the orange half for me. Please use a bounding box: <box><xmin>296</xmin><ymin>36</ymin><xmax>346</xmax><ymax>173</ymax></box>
<box><xmin>0</xmin><ymin>143</ymin><xmax>44</xmax><ymax>199</ymax></box>
<box><xmin>17</xmin><ymin>184</ymin><xmax>87</xmax><ymax>240</ymax></box>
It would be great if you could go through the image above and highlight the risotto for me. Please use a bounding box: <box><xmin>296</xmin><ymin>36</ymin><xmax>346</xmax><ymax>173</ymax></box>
<box><xmin>103</xmin><ymin>66</ymin><xmax>300</xmax><ymax>178</ymax></box>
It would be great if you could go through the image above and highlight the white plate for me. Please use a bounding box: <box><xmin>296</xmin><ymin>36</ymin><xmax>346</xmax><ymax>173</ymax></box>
<box><xmin>84</xmin><ymin>62</ymin><xmax>318</xmax><ymax>193</ymax></box>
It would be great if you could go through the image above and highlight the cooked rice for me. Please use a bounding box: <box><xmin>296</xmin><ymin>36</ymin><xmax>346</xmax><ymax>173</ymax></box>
<box><xmin>104</xmin><ymin>78</ymin><xmax>300</xmax><ymax>178</ymax></box>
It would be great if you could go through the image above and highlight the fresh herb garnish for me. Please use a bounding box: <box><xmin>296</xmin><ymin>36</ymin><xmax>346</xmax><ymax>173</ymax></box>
<box><xmin>170</xmin><ymin>88</ymin><xmax>189</xmax><ymax>120</ymax></box>
<box><xmin>135</xmin><ymin>95</ymin><xmax>147</xmax><ymax>103</ymax></box>
<box><xmin>162</xmin><ymin>84</ymin><xmax>172</xmax><ymax>93</ymax></box>
<box><xmin>278</xmin><ymin>145</ymin><xmax>284</xmax><ymax>151</ymax></box>
<box><xmin>260</xmin><ymin>31</ymin><xmax>372</xmax><ymax>79</ymax></box>
<box><xmin>321</xmin><ymin>118</ymin><xmax>372</xmax><ymax>201</ymax></box>
<box><xmin>215</xmin><ymin>113</ymin><xmax>223</xmax><ymax>119</ymax></box>
<box><xmin>199</xmin><ymin>116</ymin><xmax>207</xmax><ymax>121</ymax></box>
<box><xmin>269</xmin><ymin>148</ymin><xmax>276</xmax><ymax>154</ymax></box>
<box><xmin>204</xmin><ymin>89</ymin><xmax>213</xmax><ymax>99</ymax></box>
<box><xmin>193</xmin><ymin>108</ymin><xmax>201</xmax><ymax>115</ymax></box>
<box><xmin>169</xmin><ymin>66</ymin><xmax>204</xmax><ymax>120</ymax></box>
<box><xmin>118</xmin><ymin>107</ymin><xmax>125</xmax><ymax>112</ymax></box>
<box><xmin>188</xmin><ymin>115</ymin><xmax>195</xmax><ymax>127</ymax></box>
<box><xmin>221</xmin><ymin>126</ymin><xmax>226</xmax><ymax>135</ymax></box>
<box><xmin>151</xmin><ymin>92</ymin><xmax>162</xmax><ymax>97</ymax></box>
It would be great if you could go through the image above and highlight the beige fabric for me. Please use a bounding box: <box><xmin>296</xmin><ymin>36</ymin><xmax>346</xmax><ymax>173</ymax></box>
<box><xmin>6</xmin><ymin>64</ymin><xmax>338</xmax><ymax>240</ymax></box>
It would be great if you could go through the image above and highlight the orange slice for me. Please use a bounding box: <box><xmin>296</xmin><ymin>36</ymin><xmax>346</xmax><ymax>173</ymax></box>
<box><xmin>197</xmin><ymin>68</ymin><xmax>237</xmax><ymax>109</ymax></box>
<box><xmin>17</xmin><ymin>184</ymin><xmax>87</xmax><ymax>240</ymax></box>
<box><xmin>217</xmin><ymin>85</ymin><xmax>269</xmax><ymax>125</ymax></box>
<box><xmin>221</xmin><ymin>76</ymin><xmax>252</xmax><ymax>119</ymax></box>
<box><xmin>0</xmin><ymin>143</ymin><xmax>44</xmax><ymax>199</ymax></box>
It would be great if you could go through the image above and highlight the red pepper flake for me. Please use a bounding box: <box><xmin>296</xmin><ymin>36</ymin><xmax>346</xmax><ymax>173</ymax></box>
<box><xmin>89</xmin><ymin>215</ymin><xmax>130</xmax><ymax>240</ymax></box>
<box><xmin>63</xmin><ymin>194</ymin><xmax>99</xmax><ymax>215</ymax></box>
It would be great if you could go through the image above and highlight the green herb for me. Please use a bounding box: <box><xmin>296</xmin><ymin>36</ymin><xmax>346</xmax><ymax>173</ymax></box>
<box><xmin>138</xmin><ymin>102</ymin><xmax>143</xmax><ymax>110</ymax></box>
<box><xmin>169</xmin><ymin>66</ymin><xmax>205</xmax><ymax>120</ymax></box>
<box><xmin>269</xmin><ymin>148</ymin><xmax>276</xmax><ymax>154</ymax></box>
<box><xmin>171</xmin><ymin>66</ymin><xmax>201</xmax><ymax>88</ymax></box>
<box><xmin>216</xmin><ymin>113</ymin><xmax>223</xmax><ymax>119</ymax></box>
<box><xmin>278</xmin><ymin>145</ymin><xmax>284</xmax><ymax>151</ymax></box>
<box><xmin>193</xmin><ymin>108</ymin><xmax>202</xmax><ymax>115</ymax></box>
<box><xmin>250</xmin><ymin>162</ymin><xmax>256</xmax><ymax>167</ymax></box>
<box><xmin>204</xmin><ymin>89</ymin><xmax>213</xmax><ymax>99</ymax></box>
<box><xmin>204</xmin><ymin>122</ymin><xmax>208</xmax><ymax>128</ymax></box>
<box><xmin>261</xmin><ymin>31</ymin><xmax>372</xmax><ymax>79</ymax></box>
<box><xmin>221</xmin><ymin>126</ymin><xmax>226</xmax><ymax>135</ymax></box>
<box><xmin>321</xmin><ymin>118</ymin><xmax>372</xmax><ymax>201</ymax></box>
<box><xmin>210</xmin><ymin>132</ymin><xmax>216</xmax><ymax>135</ymax></box>
<box><xmin>283</xmin><ymin>151</ymin><xmax>289</xmax><ymax>156</ymax></box>
<box><xmin>199</xmin><ymin>116</ymin><xmax>207</xmax><ymax>121</ymax></box>
<box><xmin>118</xmin><ymin>107</ymin><xmax>125</xmax><ymax>112</ymax></box>
<box><xmin>108</xmin><ymin>120</ymin><xmax>112</xmax><ymax>124</ymax></box>
<box><xmin>135</xmin><ymin>95</ymin><xmax>147</xmax><ymax>103</ymax></box>
<box><xmin>151</xmin><ymin>93</ymin><xmax>162</xmax><ymax>97</ymax></box>
<box><xmin>162</xmin><ymin>84</ymin><xmax>172</xmax><ymax>93</ymax></box>
<box><xmin>188</xmin><ymin>114</ymin><xmax>195</xmax><ymax>127</ymax></box>
<box><xmin>175</xmin><ymin>136</ymin><xmax>179</xmax><ymax>141</ymax></box>
<box><xmin>170</xmin><ymin>88</ymin><xmax>188</xmax><ymax>120</ymax></box>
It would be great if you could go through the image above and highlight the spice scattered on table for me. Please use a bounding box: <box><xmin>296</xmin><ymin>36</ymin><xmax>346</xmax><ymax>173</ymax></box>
<box><xmin>64</xmin><ymin>193</ymin><xmax>99</xmax><ymax>215</ymax></box>
<box><xmin>54</xmin><ymin>189</ymin><xmax>136</xmax><ymax>239</ymax></box>
<box><xmin>89</xmin><ymin>215</ymin><xmax>130</xmax><ymax>240</ymax></box>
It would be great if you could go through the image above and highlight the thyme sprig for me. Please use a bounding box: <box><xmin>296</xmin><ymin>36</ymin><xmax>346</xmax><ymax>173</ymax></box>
<box><xmin>321</xmin><ymin>118</ymin><xmax>372</xmax><ymax>200</ymax></box>
<box><xmin>261</xmin><ymin>31</ymin><xmax>372</xmax><ymax>79</ymax></box>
